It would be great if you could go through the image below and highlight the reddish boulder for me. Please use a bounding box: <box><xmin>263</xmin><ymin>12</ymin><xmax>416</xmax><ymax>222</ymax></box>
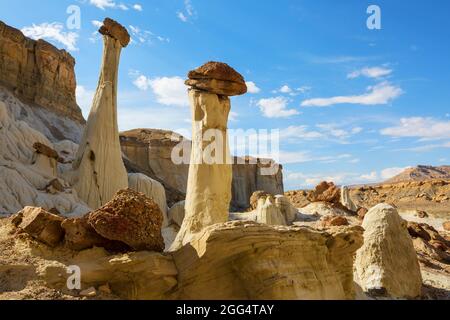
<box><xmin>88</xmin><ymin>189</ymin><xmax>165</xmax><ymax>251</ymax></box>
<box><xmin>318</xmin><ymin>215</ymin><xmax>349</xmax><ymax>228</ymax></box>
<box><xmin>307</xmin><ymin>181</ymin><xmax>341</xmax><ymax>204</ymax></box>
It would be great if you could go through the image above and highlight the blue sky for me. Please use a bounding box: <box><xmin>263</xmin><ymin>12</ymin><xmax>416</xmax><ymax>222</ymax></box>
<box><xmin>1</xmin><ymin>0</ymin><xmax>450</xmax><ymax>190</ymax></box>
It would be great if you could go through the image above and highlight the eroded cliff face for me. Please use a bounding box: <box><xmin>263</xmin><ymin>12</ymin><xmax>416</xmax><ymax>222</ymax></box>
<box><xmin>0</xmin><ymin>21</ymin><xmax>84</xmax><ymax>127</ymax></box>
<box><xmin>120</xmin><ymin>128</ymin><xmax>284</xmax><ymax>210</ymax></box>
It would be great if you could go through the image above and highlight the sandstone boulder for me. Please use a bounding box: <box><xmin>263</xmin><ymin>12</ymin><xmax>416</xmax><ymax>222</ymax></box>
<box><xmin>15</xmin><ymin>207</ymin><xmax>64</xmax><ymax>247</ymax></box>
<box><xmin>249</xmin><ymin>190</ymin><xmax>272</xmax><ymax>210</ymax></box>
<box><xmin>308</xmin><ymin>181</ymin><xmax>340</xmax><ymax>204</ymax></box>
<box><xmin>355</xmin><ymin>204</ymin><xmax>422</xmax><ymax>298</ymax></box>
<box><xmin>444</xmin><ymin>221</ymin><xmax>450</xmax><ymax>231</ymax></box>
<box><xmin>274</xmin><ymin>195</ymin><xmax>298</xmax><ymax>224</ymax></box>
<box><xmin>88</xmin><ymin>189</ymin><xmax>165</xmax><ymax>252</ymax></box>
<box><xmin>340</xmin><ymin>185</ymin><xmax>358</xmax><ymax>212</ymax></box>
<box><xmin>33</xmin><ymin>142</ymin><xmax>59</xmax><ymax>160</ymax></box>
<box><xmin>357</xmin><ymin>207</ymin><xmax>368</xmax><ymax>220</ymax></box>
<box><xmin>99</xmin><ymin>18</ymin><xmax>131</xmax><ymax>47</ymax></box>
<box><xmin>185</xmin><ymin>61</ymin><xmax>247</xmax><ymax>96</ymax></box>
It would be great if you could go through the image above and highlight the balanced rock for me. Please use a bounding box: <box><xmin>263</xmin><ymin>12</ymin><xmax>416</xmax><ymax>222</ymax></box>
<box><xmin>15</xmin><ymin>206</ymin><xmax>64</xmax><ymax>247</ymax></box>
<box><xmin>355</xmin><ymin>204</ymin><xmax>422</xmax><ymax>298</ymax></box>
<box><xmin>88</xmin><ymin>189</ymin><xmax>165</xmax><ymax>252</ymax></box>
<box><xmin>185</xmin><ymin>61</ymin><xmax>247</xmax><ymax>96</ymax></box>
<box><xmin>308</xmin><ymin>181</ymin><xmax>340</xmax><ymax>204</ymax></box>
<box><xmin>99</xmin><ymin>18</ymin><xmax>131</xmax><ymax>47</ymax></box>
<box><xmin>73</xmin><ymin>18</ymin><xmax>129</xmax><ymax>209</ymax></box>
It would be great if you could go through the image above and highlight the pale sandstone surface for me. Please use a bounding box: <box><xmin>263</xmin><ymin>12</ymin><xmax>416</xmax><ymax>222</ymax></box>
<box><xmin>355</xmin><ymin>204</ymin><xmax>423</xmax><ymax>298</ymax></box>
<box><xmin>0</xmin><ymin>217</ymin><xmax>364</xmax><ymax>300</ymax></box>
<box><xmin>73</xmin><ymin>20</ymin><xmax>129</xmax><ymax>209</ymax></box>
<box><xmin>170</xmin><ymin>89</ymin><xmax>233</xmax><ymax>251</ymax></box>
<box><xmin>341</xmin><ymin>186</ymin><xmax>358</xmax><ymax>212</ymax></box>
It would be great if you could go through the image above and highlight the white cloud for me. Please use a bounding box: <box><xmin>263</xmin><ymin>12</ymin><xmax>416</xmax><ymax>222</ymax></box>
<box><xmin>75</xmin><ymin>85</ymin><xmax>95</xmax><ymax>119</ymax></box>
<box><xmin>286</xmin><ymin>170</ymin><xmax>377</xmax><ymax>188</ymax></box>
<box><xmin>89</xmin><ymin>0</ymin><xmax>129</xmax><ymax>10</ymax></box>
<box><xmin>128</xmin><ymin>25</ymin><xmax>169</xmax><ymax>45</ymax></box>
<box><xmin>279</xmin><ymin>85</ymin><xmax>292</xmax><ymax>94</ymax></box>
<box><xmin>229</xmin><ymin>111</ymin><xmax>238</xmax><ymax>122</ymax></box>
<box><xmin>301</xmin><ymin>81</ymin><xmax>402</xmax><ymax>107</ymax></box>
<box><xmin>131</xmin><ymin>73</ymin><xmax>188</xmax><ymax>107</ymax></box>
<box><xmin>257</xmin><ymin>97</ymin><xmax>300</xmax><ymax>118</ymax></box>
<box><xmin>296</xmin><ymin>86</ymin><xmax>312</xmax><ymax>94</ymax></box>
<box><xmin>246</xmin><ymin>81</ymin><xmax>261</xmax><ymax>94</ymax></box>
<box><xmin>381</xmin><ymin>117</ymin><xmax>450</xmax><ymax>140</ymax></box>
<box><xmin>348</xmin><ymin>66</ymin><xmax>392</xmax><ymax>79</ymax></box>
<box><xmin>133</xmin><ymin>4</ymin><xmax>143</xmax><ymax>11</ymax></box>
<box><xmin>177</xmin><ymin>12</ymin><xmax>188</xmax><ymax>22</ymax></box>
<box><xmin>177</xmin><ymin>0</ymin><xmax>197</xmax><ymax>22</ymax></box>
<box><xmin>133</xmin><ymin>75</ymin><xmax>152</xmax><ymax>91</ymax></box>
<box><xmin>21</xmin><ymin>22</ymin><xmax>79</xmax><ymax>51</ymax></box>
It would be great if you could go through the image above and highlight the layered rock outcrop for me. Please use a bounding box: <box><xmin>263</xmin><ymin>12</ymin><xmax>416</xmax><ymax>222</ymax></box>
<box><xmin>73</xmin><ymin>18</ymin><xmax>130</xmax><ymax>209</ymax></box>
<box><xmin>0</xmin><ymin>21</ymin><xmax>84</xmax><ymax>126</ymax></box>
<box><xmin>120</xmin><ymin>129</ymin><xmax>284</xmax><ymax>210</ymax></box>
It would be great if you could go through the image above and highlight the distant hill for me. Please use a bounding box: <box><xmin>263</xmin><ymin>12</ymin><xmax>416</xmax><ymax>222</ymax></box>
<box><xmin>385</xmin><ymin>165</ymin><xmax>450</xmax><ymax>183</ymax></box>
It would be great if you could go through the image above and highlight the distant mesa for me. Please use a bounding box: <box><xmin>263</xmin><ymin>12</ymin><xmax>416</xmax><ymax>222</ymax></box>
<box><xmin>385</xmin><ymin>165</ymin><xmax>450</xmax><ymax>184</ymax></box>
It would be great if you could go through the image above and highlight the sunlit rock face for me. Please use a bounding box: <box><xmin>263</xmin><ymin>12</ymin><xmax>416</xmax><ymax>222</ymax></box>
<box><xmin>73</xmin><ymin>18</ymin><xmax>130</xmax><ymax>209</ymax></box>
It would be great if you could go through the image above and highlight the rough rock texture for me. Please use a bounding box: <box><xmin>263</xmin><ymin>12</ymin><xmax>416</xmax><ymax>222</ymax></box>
<box><xmin>73</xmin><ymin>19</ymin><xmax>129</xmax><ymax>209</ymax></box>
<box><xmin>128</xmin><ymin>173</ymin><xmax>168</xmax><ymax>225</ymax></box>
<box><xmin>171</xmin><ymin>221</ymin><xmax>363</xmax><ymax>299</ymax></box>
<box><xmin>15</xmin><ymin>207</ymin><xmax>64</xmax><ymax>247</ymax></box>
<box><xmin>407</xmin><ymin>221</ymin><xmax>450</xmax><ymax>263</ymax></box>
<box><xmin>98</xmin><ymin>18</ymin><xmax>131</xmax><ymax>47</ymax></box>
<box><xmin>318</xmin><ymin>215</ymin><xmax>349</xmax><ymax>228</ymax></box>
<box><xmin>249</xmin><ymin>190</ymin><xmax>271</xmax><ymax>210</ymax></box>
<box><xmin>355</xmin><ymin>204</ymin><xmax>422</xmax><ymax>298</ymax></box>
<box><xmin>308</xmin><ymin>181</ymin><xmax>341</xmax><ymax>204</ymax></box>
<box><xmin>443</xmin><ymin>221</ymin><xmax>450</xmax><ymax>231</ymax></box>
<box><xmin>341</xmin><ymin>186</ymin><xmax>357</xmax><ymax>212</ymax></box>
<box><xmin>61</xmin><ymin>216</ymin><xmax>127</xmax><ymax>251</ymax></box>
<box><xmin>349</xmin><ymin>180</ymin><xmax>450</xmax><ymax>217</ymax></box>
<box><xmin>0</xmin><ymin>21</ymin><xmax>84</xmax><ymax>126</ymax></box>
<box><xmin>170</xmin><ymin>89</ymin><xmax>233</xmax><ymax>251</ymax></box>
<box><xmin>185</xmin><ymin>61</ymin><xmax>247</xmax><ymax>96</ymax></box>
<box><xmin>120</xmin><ymin>128</ymin><xmax>284</xmax><ymax>210</ymax></box>
<box><xmin>0</xmin><ymin>100</ymin><xmax>90</xmax><ymax>216</ymax></box>
<box><xmin>254</xmin><ymin>198</ymin><xmax>287</xmax><ymax>226</ymax></box>
<box><xmin>88</xmin><ymin>189</ymin><xmax>165</xmax><ymax>252</ymax></box>
<box><xmin>168</xmin><ymin>200</ymin><xmax>185</xmax><ymax>228</ymax></box>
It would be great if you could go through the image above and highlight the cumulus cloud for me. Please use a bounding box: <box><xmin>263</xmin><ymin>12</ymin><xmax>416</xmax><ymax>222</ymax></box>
<box><xmin>381</xmin><ymin>117</ymin><xmax>450</xmax><ymax>140</ymax></box>
<box><xmin>133</xmin><ymin>4</ymin><xmax>143</xmax><ymax>11</ymax></box>
<box><xmin>131</xmin><ymin>73</ymin><xmax>188</xmax><ymax>107</ymax></box>
<box><xmin>279</xmin><ymin>85</ymin><xmax>292</xmax><ymax>94</ymax></box>
<box><xmin>21</xmin><ymin>22</ymin><xmax>79</xmax><ymax>51</ymax></box>
<box><xmin>348</xmin><ymin>66</ymin><xmax>392</xmax><ymax>79</ymax></box>
<box><xmin>257</xmin><ymin>97</ymin><xmax>300</xmax><ymax>118</ymax></box>
<box><xmin>301</xmin><ymin>81</ymin><xmax>402</xmax><ymax>107</ymax></box>
<box><xmin>89</xmin><ymin>0</ymin><xmax>129</xmax><ymax>10</ymax></box>
<box><xmin>245</xmin><ymin>81</ymin><xmax>261</xmax><ymax>94</ymax></box>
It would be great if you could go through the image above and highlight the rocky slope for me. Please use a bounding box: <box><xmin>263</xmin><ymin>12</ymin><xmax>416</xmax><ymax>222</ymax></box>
<box><xmin>386</xmin><ymin>165</ymin><xmax>450</xmax><ymax>184</ymax></box>
<box><xmin>120</xmin><ymin>128</ymin><xmax>284</xmax><ymax>210</ymax></box>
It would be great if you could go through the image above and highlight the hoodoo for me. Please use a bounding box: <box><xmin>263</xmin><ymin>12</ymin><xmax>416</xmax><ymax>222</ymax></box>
<box><xmin>170</xmin><ymin>62</ymin><xmax>247</xmax><ymax>251</ymax></box>
<box><xmin>72</xmin><ymin>18</ymin><xmax>130</xmax><ymax>209</ymax></box>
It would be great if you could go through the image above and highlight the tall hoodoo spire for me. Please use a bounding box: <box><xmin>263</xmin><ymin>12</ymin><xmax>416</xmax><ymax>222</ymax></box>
<box><xmin>170</xmin><ymin>61</ymin><xmax>247</xmax><ymax>251</ymax></box>
<box><xmin>73</xmin><ymin>18</ymin><xmax>130</xmax><ymax>209</ymax></box>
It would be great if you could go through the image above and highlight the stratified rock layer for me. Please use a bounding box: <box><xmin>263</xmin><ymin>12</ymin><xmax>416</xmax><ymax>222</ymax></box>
<box><xmin>355</xmin><ymin>204</ymin><xmax>422</xmax><ymax>298</ymax></box>
<box><xmin>0</xmin><ymin>21</ymin><xmax>84</xmax><ymax>125</ymax></box>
